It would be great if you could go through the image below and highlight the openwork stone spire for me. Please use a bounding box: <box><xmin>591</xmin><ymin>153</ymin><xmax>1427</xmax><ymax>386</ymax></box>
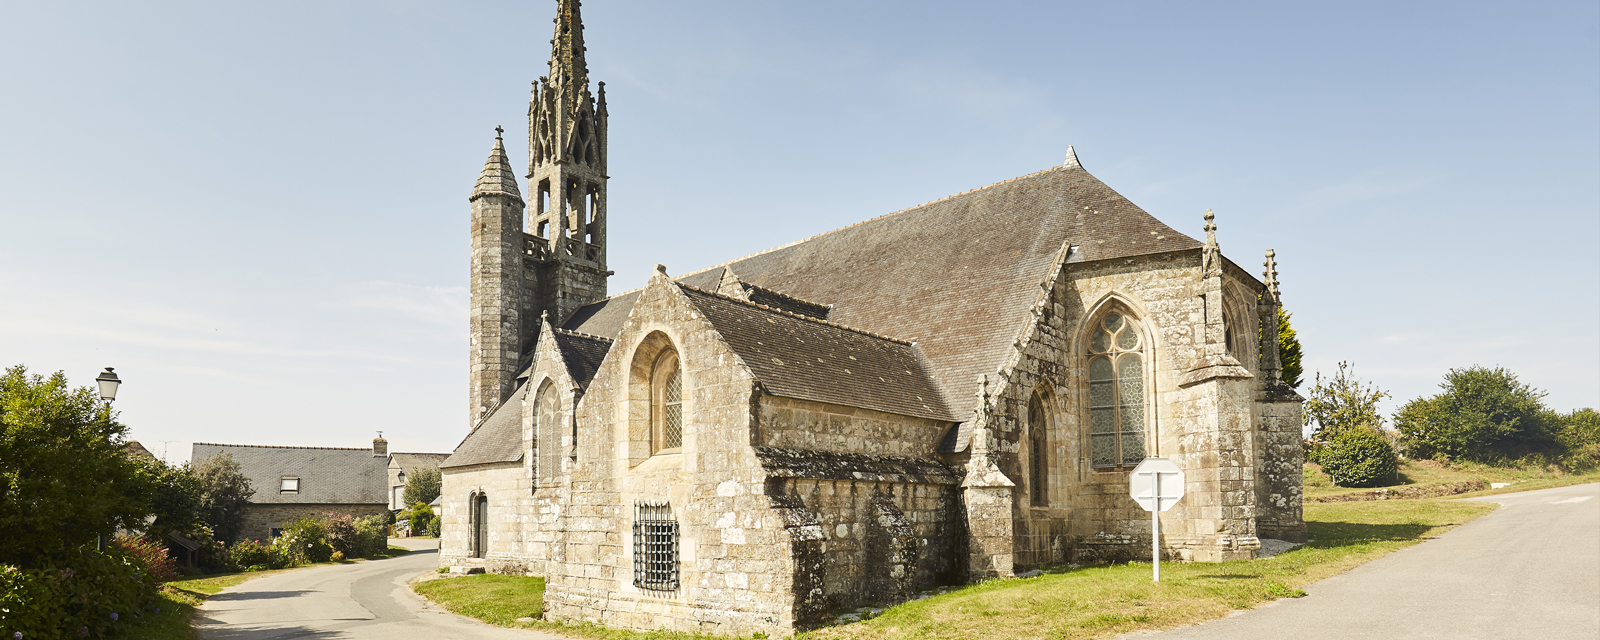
<box><xmin>530</xmin><ymin>0</ymin><xmax>602</xmax><ymax>170</ymax></box>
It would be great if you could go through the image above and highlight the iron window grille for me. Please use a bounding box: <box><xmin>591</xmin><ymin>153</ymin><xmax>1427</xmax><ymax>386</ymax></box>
<box><xmin>632</xmin><ymin>501</ymin><xmax>679</xmax><ymax>591</ymax></box>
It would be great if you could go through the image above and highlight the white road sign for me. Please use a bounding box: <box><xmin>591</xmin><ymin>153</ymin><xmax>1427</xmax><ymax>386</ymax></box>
<box><xmin>1129</xmin><ymin>457</ymin><xmax>1185</xmax><ymax>581</ymax></box>
<box><xmin>1129</xmin><ymin>457</ymin><xmax>1185</xmax><ymax>512</ymax></box>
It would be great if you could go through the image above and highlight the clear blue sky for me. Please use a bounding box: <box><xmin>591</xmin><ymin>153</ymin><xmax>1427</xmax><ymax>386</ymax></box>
<box><xmin>2</xmin><ymin>1</ymin><xmax>1595</xmax><ymax>464</ymax></box>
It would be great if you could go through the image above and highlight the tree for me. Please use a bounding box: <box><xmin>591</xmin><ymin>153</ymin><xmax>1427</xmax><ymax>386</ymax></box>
<box><xmin>1556</xmin><ymin>408</ymin><xmax>1600</xmax><ymax>472</ymax></box>
<box><xmin>1303</xmin><ymin>361</ymin><xmax>1389</xmax><ymax>442</ymax></box>
<box><xmin>402</xmin><ymin>465</ymin><xmax>442</xmax><ymax>506</ymax></box>
<box><xmin>0</xmin><ymin>365</ymin><xmax>153</xmax><ymax>566</ymax></box>
<box><xmin>1276</xmin><ymin>309</ymin><xmax>1303</xmax><ymax>389</ymax></box>
<box><xmin>193</xmin><ymin>452</ymin><xmax>255</xmax><ymax>544</ymax></box>
<box><xmin>1394</xmin><ymin>366</ymin><xmax>1559</xmax><ymax>463</ymax></box>
<box><xmin>139</xmin><ymin>457</ymin><xmax>205</xmax><ymax>541</ymax></box>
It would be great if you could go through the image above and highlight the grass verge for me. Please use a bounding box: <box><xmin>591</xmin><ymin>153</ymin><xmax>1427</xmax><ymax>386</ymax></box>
<box><xmin>805</xmin><ymin>498</ymin><xmax>1494</xmax><ymax>639</ymax></box>
<box><xmin>412</xmin><ymin>497</ymin><xmax>1495</xmax><ymax>640</ymax></box>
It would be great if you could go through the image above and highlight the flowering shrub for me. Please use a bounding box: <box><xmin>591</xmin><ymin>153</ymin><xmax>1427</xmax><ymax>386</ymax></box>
<box><xmin>227</xmin><ymin>539</ymin><xmax>291</xmax><ymax>571</ymax></box>
<box><xmin>280</xmin><ymin>515</ymin><xmax>333</xmax><ymax>564</ymax></box>
<box><xmin>110</xmin><ymin>535</ymin><xmax>178</xmax><ymax>585</ymax></box>
<box><xmin>0</xmin><ymin>547</ymin><xmax>156</xmax><ymax>638</ymax></box>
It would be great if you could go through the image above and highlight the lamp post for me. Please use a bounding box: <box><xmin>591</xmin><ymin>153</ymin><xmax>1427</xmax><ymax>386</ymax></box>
<box><xmin>93</xmin><ymin>367</ymin><xmax>121</xmax><ymax>552</ymax></box>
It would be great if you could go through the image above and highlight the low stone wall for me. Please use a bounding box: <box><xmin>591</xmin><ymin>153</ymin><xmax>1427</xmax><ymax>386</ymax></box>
<box><xmin>1307</xmin><ymin>480</ymin><xmax>1488</xmax><ymax>503</ymax></box>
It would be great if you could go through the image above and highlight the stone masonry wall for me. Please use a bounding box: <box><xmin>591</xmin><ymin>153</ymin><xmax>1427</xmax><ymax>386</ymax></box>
<box><xmin>439</xmin><ymin>461</ymin><xmax>534</xmax><ymax>573</ymax></box>
<box><xmin>1254</xmin><ymin>398</ymin><xmax>1307</xmax><ymax>542</ymax></box>
<box><xmin>758</xmin><ymin>396</ymin><xmax>948</xmax><ymax>457</ymax></box>
<box><xmin>239</xmin><ymin>503</ymin><xmax>387</xmax><ymax>545</ymax></box>
<box><xmin>540</xmin><ymin>275</ymin><xmax>795</xmax><ymax>637</ymax></box>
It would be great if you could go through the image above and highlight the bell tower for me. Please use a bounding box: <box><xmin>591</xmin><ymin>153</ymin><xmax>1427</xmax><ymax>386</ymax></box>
<box><xmin>527</xmin><ymin>0</ymin><xmax>610</xmax><ymax>324</ymax></box>
<box><xmin>468</xmin><ymin>0</ymin><xmax>610</xmax><ymax>425</ymax></box>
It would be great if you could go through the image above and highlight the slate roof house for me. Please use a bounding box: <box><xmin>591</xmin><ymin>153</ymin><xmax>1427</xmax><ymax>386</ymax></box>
<box><xmin>388</xmin><ymin>452</ymin><xmax>450</xmax><ymax>510</ymax></box>
<box><xmin>193</xmin><ymin>439</ymin><xmax>394</xmax><ymax>543</ymax></box>
<box><xmin>438</xmin><ymin>1</ymin><xmax>1306</xmax><ymax>636</ymax></box>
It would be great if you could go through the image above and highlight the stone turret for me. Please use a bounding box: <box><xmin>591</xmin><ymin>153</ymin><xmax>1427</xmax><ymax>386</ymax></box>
<box><xmin>469</xmin><ymin>127</ymin><xmax>530</xmax><ymax>424</ymax></box>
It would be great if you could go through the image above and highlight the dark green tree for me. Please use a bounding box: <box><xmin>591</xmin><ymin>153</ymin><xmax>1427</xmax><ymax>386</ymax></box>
<box><xmin>193</xmin><ymin>451</ymin><xmax>255</xmax><ymax>544</ymax></box>
<box><xmin>139</xmin><ymin>457</ymin><xmax>206</xmax><ymax>541</ymax></box>
<box><xmin>1394</xmin><ymin>366</ymin><xmax>1559</xmax><ymax>463</ymax></box>
<box><xmin>1277</xmin><ymin>309</ymin><xmax>1303</xmax><ymax>389</ymax></box>
<box><xmin>1556</xmin><ymin>408</ymin><xmax>1600</xmax><ymax>472</ymax></box>
<box><xmin>0</xmin><ymin>365</ymin><xmax>153</xmax><ymax>566</ymax></box>
<box><xmin>402</xmin><ymin>465</ymin><xmax>442</xmax><ymax>506</ymax></box>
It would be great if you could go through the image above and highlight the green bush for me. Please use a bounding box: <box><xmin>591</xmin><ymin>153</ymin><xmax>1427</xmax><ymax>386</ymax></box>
<box><xmin>0</xmin><ymin>547</ymin><xmax>158</xmax><ymax>638</ymax></box>
<box><xmin>428</xmin><ymin>515</ymin><xmax>441</xmax><ymax>538</ymax></box>
<box><xmin>325</xmin><ymin>513</ymin><xmax>388</xmax><ymax>559</ymax></box>
<box><xmin>279</xmin><ymin>515</ymin><xmax>333</xmax><ymax>564</ymax></box>
<box><xmin>227</xmin><ymin>539</ymin><xmax>274</xmax><ymax>570</ymax></box>
<box><xmin>400</xmin><ymin>502</ymin><xmax>434</xmax><ymax>536</ymax></box>
<box><xmin>1555</xmin><ymin>409</ymin><xmax>1600</xmax><ymax>473</ymax></box>
<box><xmin>1320</xmin><ymin>427</ymin><xmax>1398</xmax><ymax>488</ymax></box>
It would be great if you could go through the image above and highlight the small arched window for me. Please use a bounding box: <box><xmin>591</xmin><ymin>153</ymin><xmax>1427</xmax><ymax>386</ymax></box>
<box><xmin>1028</xmin><ymin>393</ymin><xmax>1048</xmax><ymax>506</ymax></box>
<box><xmin>1088</xmin><ymin>311</ymin><xmax>1147</xmax><ymax>469</ymax></box>
<box><xmin>651</xmin><ymin>350</ymin><xmax>682</xmax><ymax>453</ymax></box>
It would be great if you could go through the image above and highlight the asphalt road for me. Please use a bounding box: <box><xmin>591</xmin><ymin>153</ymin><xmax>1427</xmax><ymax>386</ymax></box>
<box><xmin>196</xmin><ymin>538</ymin><xmax>568</xmax><ymax>640</ymax></box>
<box><xmin>1128</xmin><ymin>482</ymin><xmax>1600</xmax><ymax>640</ymax></box>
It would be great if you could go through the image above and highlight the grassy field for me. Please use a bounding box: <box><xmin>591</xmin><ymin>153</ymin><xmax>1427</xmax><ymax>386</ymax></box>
<box><xmin>1303</xmin><ymin>458</ymin><xmax>1600</xmax><ymax>500</ymax></box>
<box><xmin>411</xmin><ymin>495</ymin><xmax>1497</xmax><ymax>640</ymax></box>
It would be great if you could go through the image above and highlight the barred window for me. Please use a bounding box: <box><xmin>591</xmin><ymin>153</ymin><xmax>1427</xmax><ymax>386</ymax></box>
<box><xmin>1088</xmin><ymin>311</ymin><xmax>1147</xmax><ymax>469</ymax></box>
<box><xmin>651</xmin><ymin>350</ymin><xmax>682</xmax><ymax>452</ymax></box>
<box><xmin>633</xmin><ymin>502</ymin><xmax>679</xmax><ymax>591</ymax></box>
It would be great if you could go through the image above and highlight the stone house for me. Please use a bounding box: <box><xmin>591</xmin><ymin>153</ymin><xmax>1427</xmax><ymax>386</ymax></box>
<box><xmin>193</xmin><ymin>439</ymin><xmax>393</xmax><ymax>543</ymax></box>
<box><xmin>438</xmin><ymin>1</ymin><xmax>1305</xmax><ymax>636</ymax></box>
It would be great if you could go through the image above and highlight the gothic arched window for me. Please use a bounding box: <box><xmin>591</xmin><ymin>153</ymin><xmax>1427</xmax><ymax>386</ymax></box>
<box><xmin>1029</xmin><ymin>393</ymin><xmax>1049</xmax><ymax>506</ymax></box>
<box><xmin>1088</xmin><ymin>311</ymin><xmax>1148</xmax><ymax>469</ymax></box>
<box><xmin>651</xmin><ymin>350</ymin><xmax>682</xmax><ymax>453</ymax></box>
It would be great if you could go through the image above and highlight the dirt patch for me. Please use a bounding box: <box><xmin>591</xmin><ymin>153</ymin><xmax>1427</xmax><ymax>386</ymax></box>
<box><xmin>1307</xmin><ymin>479</ymin><xmax>1488</xmax><ymax>503</ymax></box>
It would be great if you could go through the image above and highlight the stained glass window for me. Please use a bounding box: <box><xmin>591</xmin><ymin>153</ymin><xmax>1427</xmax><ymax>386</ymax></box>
<box><xmin>1087</xmin><ymin>311</ymin><xmax>1148</xmax><ymax>468</ymax></box>
<box><xmin>1029</xmin><ymin>395</ymin><xmax>1048</xmax><ymax>506</ymax></box>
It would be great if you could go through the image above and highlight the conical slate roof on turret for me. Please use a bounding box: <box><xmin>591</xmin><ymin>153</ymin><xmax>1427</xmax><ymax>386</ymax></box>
<box><xmin>471</xmin><ymin>129</ymin><xmax>522</xmax><ymax>201</ymax></box>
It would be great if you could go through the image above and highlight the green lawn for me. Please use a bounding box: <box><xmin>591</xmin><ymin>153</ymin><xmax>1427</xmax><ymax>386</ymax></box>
<box><xmin>412</xmin><ymin>496</ymin><xmax>1497</xmax><ymax>640</ymax></box>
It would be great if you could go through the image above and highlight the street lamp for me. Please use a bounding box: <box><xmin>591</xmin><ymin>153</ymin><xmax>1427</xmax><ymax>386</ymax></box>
<box><xmin>95</xmin><ymin>367</ymin><xmax>121</xmax><ymax>402</ymax></box>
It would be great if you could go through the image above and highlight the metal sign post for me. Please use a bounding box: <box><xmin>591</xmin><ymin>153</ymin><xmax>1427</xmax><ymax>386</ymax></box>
<box><xmin>1129</xmin><ymin>457</ymin><xmax>1185</xmax><ymax>582</ymax></box>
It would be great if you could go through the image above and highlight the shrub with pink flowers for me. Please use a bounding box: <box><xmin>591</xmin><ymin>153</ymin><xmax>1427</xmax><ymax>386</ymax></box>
<box><xmin>0</xmin><ymin>546</ymin><xmax>157</xmax><ymax>638</ymax></box>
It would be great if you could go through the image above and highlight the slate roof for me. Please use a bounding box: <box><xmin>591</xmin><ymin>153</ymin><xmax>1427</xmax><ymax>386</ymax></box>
<box><xmin>562</xmin><ymin>162</ymin><xmax>1202</xmax><ymax>431</ymax></box>
<box><xmin>553</xmin><ymin>329</ymin><xmax>613</xmax><ymax>390</ymax></box>
<box><xmin>191</xmin><ymin>442</ymin><xmax>388</xmax><ymax>505</ymax></box>
<box><xmin>441</xmin><ymin>382</ymin><xmax>526</xmax><ymax>469</ymax></box>
<box><xmin>744</xmin><ymin>285</ymin><xmax>831</xmax><ymax>320</ymax></box>
<box><xmin>679</xmin><ymin>286</ymin><xmax>958</xmax><ymax>422</ymax></box>
<box><xmin>390</xmin><ymin>452</ymin><xmax>450</xmax><ymax>474</ymax></box>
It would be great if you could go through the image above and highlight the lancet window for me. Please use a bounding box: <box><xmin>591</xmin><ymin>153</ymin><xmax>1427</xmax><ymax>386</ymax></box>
<box><xmin>1088</xmin><ymin>311</ymin><xmax>1148</xmax><ymax>469</ymax></box>
<box><xmin>651</xmin><ymin>350</ymin><xmax>683</xmax><ymax>453</ymax></box>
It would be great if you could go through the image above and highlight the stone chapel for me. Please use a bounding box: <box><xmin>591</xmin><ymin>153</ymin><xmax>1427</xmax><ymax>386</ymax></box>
<box><xmin>438</xmin><ymin>1</ymin><xmax>1306</xmax><ymax>635</ymax></box>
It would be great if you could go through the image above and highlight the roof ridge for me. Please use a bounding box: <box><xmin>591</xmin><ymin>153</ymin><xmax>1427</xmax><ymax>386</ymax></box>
<box><xmin>742</xmin><ymin>283</ymin><xmax>833</xmax><ymax>309</ymax></box>
<box><xmin>677</xmin><ymin>283</ymin><xmax>914</xmax><ymax>346</ymax></box>
<box><xmin>552</xmin><ymin>327</ymin><xmax>615</xmax><ymax>342</ymax></box>
<box><xmin>566</xmin><ymin>163</ymin><xmax>1078</xmax><ymax>311</ymax></box>
<box><xmin>193</xmin><ymin>442</ymin><xmax>378</xmax><ymax>452</ymax></box>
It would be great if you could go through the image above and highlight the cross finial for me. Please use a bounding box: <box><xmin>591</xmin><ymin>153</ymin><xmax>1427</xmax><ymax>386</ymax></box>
<box><xmin>494</xmin><ymin>125</ymin><xmax>504</xmax><ymax>138</ymax></box>
<box><xmin>1203</xmin><ymin>209</ymin><xmax>1217</xmax><ymax>245</ymax></box>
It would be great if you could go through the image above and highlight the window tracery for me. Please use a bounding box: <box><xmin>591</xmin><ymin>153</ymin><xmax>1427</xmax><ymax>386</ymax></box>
<box><xmin>1087</xmin><ymin>311</ymin><xmax>1148</xmax><ymax>469</ymax></box>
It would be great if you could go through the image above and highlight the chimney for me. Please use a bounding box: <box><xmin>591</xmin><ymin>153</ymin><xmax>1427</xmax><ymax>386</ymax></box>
<box><xmin>373</xmin><ymin>435</ymin><xmax>388</xmax><ymax>457</ymax></box>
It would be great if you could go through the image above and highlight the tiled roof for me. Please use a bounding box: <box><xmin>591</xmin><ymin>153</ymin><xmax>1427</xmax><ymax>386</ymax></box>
<box><xmin>441</xmin><ymin>383</ymin><xmax>526</xmax><ymax>469</ymax></box>
<box><xmin>564</xmin><ymin>163</ymin><xmax>1200</xmax><ymax>431</ymax></box>
<box><xmin>744</xmin><ymin>285</ymin><xmax>831</xmax><ymax>320</ymax></box>
<box><xmin>390</xmin><ymin>452</ymin><xmax>450</xmax><ymax>473</ymax></box>
<box><xmin>553</xmin><ymin>329</ymin><xmax>612</xmax><ymax>390</ymax></box>
<box><xmin>679</xmin><ymin>286</ymin><xmax>958</xmax><ymax>422</ymax></box>
<box><xmin>191</xmin><ymin>442</ymin><xmax>388</xmax><ymax>505</ymax></box>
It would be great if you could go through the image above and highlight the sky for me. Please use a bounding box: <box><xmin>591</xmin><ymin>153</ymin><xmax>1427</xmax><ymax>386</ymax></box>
<box><xmin>1</xmin><ymin>1</ymin><xmax>1595</xmax><ymax>466</ymax></box>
